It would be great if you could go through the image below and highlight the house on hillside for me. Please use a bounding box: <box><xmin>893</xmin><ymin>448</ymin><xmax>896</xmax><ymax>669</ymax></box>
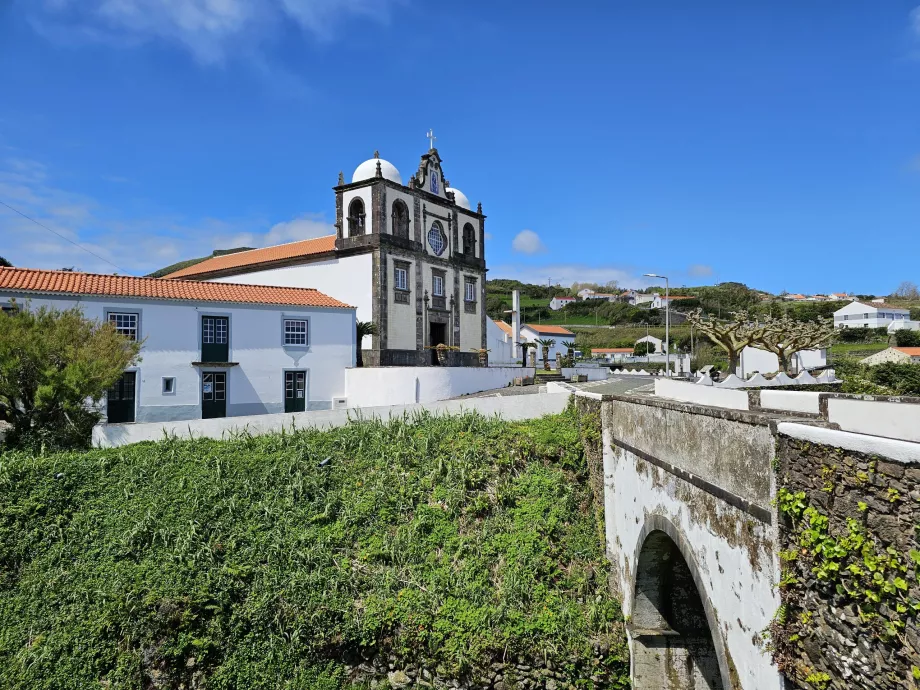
<box><xmin>582</xmin><ymin>292</ymin><xmax>618</xmax><ymax>302</ymax></box>
<box><xmin>833</xmin><ymin>301</ymin><xmax>910</xmax><ymax>329</ymax></box>
<box><xmin>829</xmin><ymin>293</ymin><xmax>854</xmax><ymax>301</ymax></box>
<box><xmin>651</xmin><ymin>294</ymin><xmax>694</xmax><ymax>309</ymax></box>
<box><xmin>784</xmin><ymin>294</ymin><xmax>807</xmax><ymax>302</ymax></box>
<box><xmin>635</xmin><ymin>335</ymin><xmax>664</xmax><ymax>352</ymax></box>
<box><xmin>577</xmin><ymin>288</ymin><xmax>596</xmax><ymax>298</ymax></box>
<box><xmin>163</xmin><ymin>145</ymin><xmax>487</xmax><ymax>367</ymax></box>
<box><xmin>861</xmin><ymin>347</ymin><xmax>920</xmax><ymax>366</ymax></box>
<box><xmin>0</xmin><ymin>267</ymin><xmax>355</xmax><ymax>424</ymax></box>
<box><xmin>519</xmin><ymin>324</ymin><xmax>575</xmax><ymax>362</ymax></box>
<box><xmin>549</xmin><ymin>296</ymin><xmax>576</xmax><ymax>310</ymax></box>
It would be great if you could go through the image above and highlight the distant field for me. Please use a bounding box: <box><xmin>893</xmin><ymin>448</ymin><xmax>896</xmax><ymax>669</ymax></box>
<box><xmin>829</xmin><ymin>342</ymin><xmax>888</xmax><ymax>358</ymax></box>
<box><xmin>568</xmin><ymin>325</ymin><xmax>693</xmax><ymax>349</ymax></box>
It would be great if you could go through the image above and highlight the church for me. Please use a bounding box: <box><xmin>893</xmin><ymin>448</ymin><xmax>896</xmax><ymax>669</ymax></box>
<box><xmin>165</xmin><ymin>140</ymin><xmax>488</xmax><ymax>366</ymax></box>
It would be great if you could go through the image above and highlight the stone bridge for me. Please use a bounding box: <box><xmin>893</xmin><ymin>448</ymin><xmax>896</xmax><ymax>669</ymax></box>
<box><xmin>574</xmin><ymin>381</ymin><xmax>920</xmax><ymax>690</ymax></box>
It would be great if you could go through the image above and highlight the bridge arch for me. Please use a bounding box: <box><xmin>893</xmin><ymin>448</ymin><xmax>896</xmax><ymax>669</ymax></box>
<box><xmin>629</xmin><ymin>514</ymin><xmax>731</xmax><ymax>689</ymax></box>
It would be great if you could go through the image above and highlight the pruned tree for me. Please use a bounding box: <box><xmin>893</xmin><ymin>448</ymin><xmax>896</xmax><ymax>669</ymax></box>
<box><xmin>754</xmin><ymin>314</ymin><xmax>836</xmax><ymax>375</ymax></box>
<box><xmin>893</xmin><ymin>281</ymin><xmax>920</xmax><ymax>300</ymax></box>
<box><xmin>0</xmin><ymin>301</ymin><xmax>142</xmax><ymax>449</ymax></box>
<box><xmin>685</xmin><ymin>309</ymin><xmax>761</xmax><ymax>374</ymax></box>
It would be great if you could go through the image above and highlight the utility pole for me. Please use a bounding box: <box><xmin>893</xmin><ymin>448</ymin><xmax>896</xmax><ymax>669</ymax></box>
<box><xmin>645</xmin><ymin>273</ymin><xmax>670</xmax><ymax>376</ymax></box>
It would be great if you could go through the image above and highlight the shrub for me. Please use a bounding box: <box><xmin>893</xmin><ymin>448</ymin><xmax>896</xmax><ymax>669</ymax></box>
<box><xmin>894</xmin><ymin>329</ymin><xmax>920</xmax><ymax>347</ymax></box>
<box><xmin>0</xmin><ymin>302</ymin><xmax>141</xmax><ymax>451</ymax></box>
<box><xmin>633</xmin><ymin>341</ymin><xmax>656</xmax><ymax>356</ymax></box>
<box><xmin>0</xmin><ymin>411</ymin><xmax>629</xmax><ymax>688</ymax></box>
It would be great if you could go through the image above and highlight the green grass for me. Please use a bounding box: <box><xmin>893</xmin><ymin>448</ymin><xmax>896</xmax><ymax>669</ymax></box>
<box><xmin>829</xmin><ymin>342</ymin><xmax>889</xmax><ymax>357</ymax></box>
<box><xmin>0</xmin><ymin>410</ymin><xmax>628</xmax><ymax>689</ymax></box>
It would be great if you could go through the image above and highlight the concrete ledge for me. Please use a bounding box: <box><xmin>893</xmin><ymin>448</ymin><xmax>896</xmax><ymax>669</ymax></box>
<box><xmin>654</xmin><ymin>379</ymin><xmax>750</xmax><ymax>410</ymax></box>
<box><xmin>93</xmin><ymin>392</ymin><xmax>573</xmax><ymax>448</ymax></box>
<box><xmin>758</xmin><ymin>390</ymin><xmax>821</xmax><ymax>415</ymax></box>
<box><xmin>823</xmin><ymin>397</ymin><xmax>920</xmax><ymax>443</ymax></box>
<box><xmin>777</xmin><ymin>422</ymin><xmax>920</xmax><ymax>464</ymax></box>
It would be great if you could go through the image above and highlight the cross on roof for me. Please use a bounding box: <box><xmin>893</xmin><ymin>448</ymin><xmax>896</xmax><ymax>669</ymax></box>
<box><xmin>426</xmin><ymin>128</ymin><xmax>437</xmax><ymax>150</ymax></box>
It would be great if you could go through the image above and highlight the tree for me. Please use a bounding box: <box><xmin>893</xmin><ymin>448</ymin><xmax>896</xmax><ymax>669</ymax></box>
<box><xmin>534</xmin><ymin>338</ymin><xmax>556</xmax><ymax>371</ymax></box>
<box><xmin>685</xmin><ymin>309</ymin><xmax>761</xmax><ymax>374</ymax></box>
<box><xmin>518</xmin><ymin>342</ymin><xmax>536</xmax><ymax>368</ymax></box>
<box><xmin>0</xmin><ymin>256</ymin><xmax>11</xmax><ymax>267</ymax></box>
<box><xmin>893</xmin><ymin>281</ymin><xmax>920</xmax><ymax>300</ymax></box>
<box><xmin>0</xmin><ymin>302</ymin><xmax>141</xmax><ymax>450</ymax></box>
<box><xmin>355</xmin><ymin>321</ymin><xmax>378</xmax><ymax>367</ymax></box>
<box><xmin>560</xmin><ymin>339</ymin><xmax>575</xmax><ymax>366</ymax></box>
<box><xmin>753</xmin><ymin>314</ymin><xmax>836</xmax><ymax>375</ymax></box>
<box><xmin>894</xmin><ymin>329</ymin><xmax>920</xmax><ymax>347</ymax></box>
<box><xmin>634</xmin><ymin>341</ymin><xmax>656</xmax><ymax>356</ymax></box>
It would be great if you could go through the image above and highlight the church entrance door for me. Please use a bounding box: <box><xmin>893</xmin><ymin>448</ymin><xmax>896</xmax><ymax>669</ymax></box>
<box><xmin>429</xmin><ymin>323</ymin><xmax>447</xmax><ymax>365</ymax></box>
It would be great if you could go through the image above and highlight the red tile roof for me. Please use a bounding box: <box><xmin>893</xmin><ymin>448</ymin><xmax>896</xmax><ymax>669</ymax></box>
<box><xmin>0</xmin><ymin>267</ymin><xmax>352</xmax><ymax>309</ymax></box>
<box><xmin>523</xmin><ymin>324</ymin><xmax>575</xmax><ymax>336</ymax></box>
<box><xmin>165</xmin><ymin>235</ymin><xmax>337</xmax><ymax>278</ymax></box>
<box><xmin>493</xmin><ymin>319</ymin><xmax>512</xmax><ymax>335</ymax></box>
<box><xmin>894</xmin><ymin>347</ymin><xmax>920</xmax><ymax>356</ymax></box>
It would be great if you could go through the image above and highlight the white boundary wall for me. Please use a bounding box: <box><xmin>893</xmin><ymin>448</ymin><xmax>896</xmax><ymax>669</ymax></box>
<box><xmin>344</xmin><ymin>366</ymin><xmax>535</xmax><ymax>407</ymax></box>
<box><xmin>759</xmin><ymin>390</ymin><xmax>821</xmax><ymax>414</ymax></box>
<box><xmin>654</xmin><ymin>378</ymin><xmax>750</xmax><ymax>410</ymax></box>
<box><xmin>93</xmin><ymin>392</ymin><xmax>572</xmax><ymax>448</ymax></box>
<box><xmin>825</xmin><ymin>398</ymin><xmax>920</xmax><ymax>443</ymax></box>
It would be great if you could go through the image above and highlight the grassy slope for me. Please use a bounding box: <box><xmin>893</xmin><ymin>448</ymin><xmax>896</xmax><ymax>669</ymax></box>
<box><xmin>0</xmin><ymin>411</ymin><xmax>628</xmax><ymax>689</ymax></box>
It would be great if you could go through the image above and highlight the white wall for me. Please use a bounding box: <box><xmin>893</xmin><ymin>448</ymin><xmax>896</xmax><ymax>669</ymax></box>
<box><xmin>0</xmin><ymin>292</ymin><xmax>355</xmax><ymax>422</ymax></box>
<box><xmin>344</xmin><ymin>366</ymin><xmax>535</xmax><ymax>407</ymax></box>
<box><xmin>826</xmin><ymin>397</ymin><xmax>920</xmax><ymax>443</ymax></box>
<box><xmin>343</xmin><ymin>187</ymin><xmax>373</xmax><ymax>236</ymax></box>
<box><xmin>487</xmin><ymin>320</ymin><xmax>515</xmax><ymax>365</ymax></box>
<box><xmin>758</xmin><ymin>390</ymin><xmax>820</xmax><ymax>414</ymax></box>
<box><xmin>654</xmin><ymin>378</ymin><xmax>750</xmax><ymax>410</ymax></box>
<box><xmin>208</xmin><ymin>254</ymin><xmax>372</xmax><ymax>346</ymax></box>
<box><xmin>738</xmin><ymin>346</ymin><xmax>826</xmax><ymax>377</ymax></box>
<box><xmin>92</xmin><ymin>391</ymin><xmax>572</xmax><ymax>448</ymax></box>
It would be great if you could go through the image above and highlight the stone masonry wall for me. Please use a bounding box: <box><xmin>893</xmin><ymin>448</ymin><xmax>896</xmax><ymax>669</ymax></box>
<box><xmin>774</xmin><ymin>435</ymin><xmax>920</xmax><ymax>689</ymax></box>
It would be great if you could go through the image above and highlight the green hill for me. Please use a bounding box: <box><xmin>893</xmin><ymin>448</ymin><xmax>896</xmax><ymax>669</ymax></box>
<box><xmin>147</xmin><ymin>247</ymin><xmax>255</xmax><ymax>278</ymax></box>
<box><xmin>0</xmin><ymin>410</ymin><xmax>628</xmax><ymax>689</ymax></box>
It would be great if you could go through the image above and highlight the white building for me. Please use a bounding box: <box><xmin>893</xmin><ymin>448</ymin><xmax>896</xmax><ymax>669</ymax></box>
<box><xmin>582</xmin><ymin>292</ymin><xmax>618</xmax><ymax>302</ymax></box>
<box><xmin>861</xmin><ymin>347</ymin><xmax>920</xmax><ymax>366</ymax></box>
<box><xmin>635</xmin><ymin>335</ymin><xmax>664</xmax><ymax>353</ymax></box>
<box><xmin>165</xmin><ymin>144</ymin><xmax>487</xmax><ymax>367</ymax></box>
<box><xmin>651</xmin><ymin>294</ymin><xmax>695</xmax><ymax>309</ymax></box>
<box><xmin>833</xmin><ymin>301</ymin><xmax>910</xmax><ymax>329</ymax></box>
<box><xmin>519</xmin><ymin>324</ymin><xmax>575</xmax><ymax>362</ymax></box>
<box><xmin>549</xmin><ymin>296</ymin><xmax>576</xmax><ymax>310</ymax></box>
<box><xmin>488</xmin><ymin>319</ymin><xmax>516</xmax><ymax>365</ymax></box>
<box><xmin>888</xmin><ymin>319</ymin><xmax>920</xmax><ymax>333</ymax></box>
<box><xmin>591</xmin><ymin>347</ymin><xmax>634</xmax><ymax>362</ymax></box>
<box><xmin>577</xmin><ymin>289</ymin><xmax>596</xmax><ymax>298</ymax></box>
<box><xmin>738</xmin><ymin>346</ymin><xmax>826</xmax><ymax>377</ymax></box>
<box><xmin>0</xmin><ymin>267</ymin><xmax>355</xmax><ymax>424</ymax></box>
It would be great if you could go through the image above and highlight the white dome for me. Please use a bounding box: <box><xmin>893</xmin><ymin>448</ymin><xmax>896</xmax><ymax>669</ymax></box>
<box><xmin>447</xmin><ymin>187</ymin><xmax>470</xmax><ymax>210</ymax></box>
<box><xmin>352</xmin><ymin>156</ymin><xmax>402</xmax><ymax>184</ymax></box>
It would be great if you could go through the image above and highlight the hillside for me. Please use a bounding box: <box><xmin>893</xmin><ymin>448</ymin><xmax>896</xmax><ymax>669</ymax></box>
<box><xmin>147</xmin><ymin>247</ymin><xmax>255</xmax><ymax>278</ymax></box>
<box><xmin>0</xmin><ymin>410</ymin><xmax>628</xmax><ymax>689</ymax></box>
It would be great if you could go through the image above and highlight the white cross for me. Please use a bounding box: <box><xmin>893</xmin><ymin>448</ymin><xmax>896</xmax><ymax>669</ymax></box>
<box><xmin>426</xmin><ymin>129</ymin><xmax>437</xmax><ymax>150</ymax></box>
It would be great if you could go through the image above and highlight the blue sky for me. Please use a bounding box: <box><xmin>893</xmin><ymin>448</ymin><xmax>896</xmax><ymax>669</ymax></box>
<box><xmin>1</xmin><ymin>1</ymin><xmax>919</xmax><ymax>294</ymax></box>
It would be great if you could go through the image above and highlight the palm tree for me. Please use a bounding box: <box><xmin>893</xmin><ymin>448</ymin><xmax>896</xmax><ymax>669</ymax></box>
<box><xmin>561</xmin><ymin>339</ymin><xmax>575</xmax><ymax>367</ymax></box>
<box><xmin>355</xmin><ymin>321</ymin><xmax>378</xmax><ymax>367</ymax></box>
<box><xmin>534</xmin><ymin>338</ymin><xmax>556</xmax><ymax>371</ymax></box>
<box><xmin>518</xmin><ymin>342</ymin><xmax>535</xmax><ymax>368</ymax></box>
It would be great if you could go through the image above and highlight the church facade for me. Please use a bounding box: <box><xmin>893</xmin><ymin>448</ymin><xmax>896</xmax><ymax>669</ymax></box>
<box><xmin>164</xmin><ymin>145</ymin><xmax>488</xmax><ymax>367</ymax></box>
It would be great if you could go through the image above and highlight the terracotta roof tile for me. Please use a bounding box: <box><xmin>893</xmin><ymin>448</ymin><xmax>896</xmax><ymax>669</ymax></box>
<box><xmin>0</xmin><ymin>267</ymin><xmax>352</xmax><ymax>309</ymax></box>
<box><xmin>493</xmin><ymin>320</ymin><xmax>512</xmax><ymax>335</ymax></box>
<box><xmin>165</xmin><ymin>235</ymin><xmax>337</xmax><ymax>278</ymax></box>
<box><xmin>523</xmin><ymin>324</ymin><xmax>575</xmax><ymax>336</ymax></box>
<box><xmin>894</xmin><ymin>347</ymin><xmax>920</xmax><ymax>356</ymax></box>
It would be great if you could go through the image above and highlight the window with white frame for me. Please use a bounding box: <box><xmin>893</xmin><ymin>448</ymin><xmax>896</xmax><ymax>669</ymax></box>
<box><xmin>284</xmin><ymin>319</ymin><xmax>308</xmax><ymax>346</ymax></box>
<box><xmin>465</xmin><ymin>278</ymin><xmax>476</xmax><ymax>302</ymax></box>
<box><xmin>108</xmin><ymin>312</ymin><xmax>138</xmax><ymax>341</ymax></box>
<box><xmin>432</xmin><ymin>275</ymin><xmax>444</xmax><ymax>297</ymax></box>
<box><xmin>394</xmin><ymin>265</ymin><xmax>408</xmax><ymax>291</ymax></box>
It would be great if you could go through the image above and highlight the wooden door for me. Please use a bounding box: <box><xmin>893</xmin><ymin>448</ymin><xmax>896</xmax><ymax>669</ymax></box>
<box><xmin>107</xmin><ymin>372</ymin><xmax>136</xmax><ymax>423</ymax></box>
<box><xmin>284</xmin><ymin>371</ymin><xmax>306</xmax><ymax>413</ymax></box>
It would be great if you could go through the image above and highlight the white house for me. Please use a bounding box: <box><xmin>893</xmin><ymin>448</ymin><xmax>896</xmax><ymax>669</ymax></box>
<box><xmin>861</xmin><ymin>347</ymin><xmax>920</xmax><ymax>366</ymax></box>
<box><xmin>0</xmin><ymin>267</ymin><xmax>355</xmax><ymax>424</ymax></box>
<box><xmin>629</xmin><ymin>293</ymin><xmax>656</xmax><ymax>306</ymax></box>
<box><xmin>591</xmin><ymin>347</ymin><xmax>634</xmax><ymax>362</ymax></box>
<box><xmin>519</xmin><ymin>324</ymin><xmax>575</xmax><ymax>362</ymax></box>
<box><xmin>651</xmin><ymin>293</ymin><xmax>695</xmax><ymax>309</ymax></box>
<box><xmin>577</xmin><ymin>289</ymin><xmax>596</xmax><ymax>298</ymax></box>
<box><xmin>165</xmin><ymin>145</ymin><xmax>487</xmax><ymax>367</ymax></box>
<box><xmin>549</xmin><ymin>296</ymin><xmax>576</xmax><ymax>311</ymax></box>
<box><xmin>833</xmin><ymin>301</ymin><xmax>910</xmax><ymax>329</ymax></box>
<box><xmin>581</xmin><ymin>292</ymin><xmax>618</xmax><ymax>302</ymax></box>
<box><xmin>738</xmin><ymin>346</ymin><xmax>826</xmax><ymax>377</ymax></box>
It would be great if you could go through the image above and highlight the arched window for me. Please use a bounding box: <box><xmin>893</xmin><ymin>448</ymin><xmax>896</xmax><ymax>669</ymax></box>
<box><xmin>462</xmin><ymin>223</ymin><xmax>476</xmax><ymax>257</ymax></box>
<box><xmin>427</xmin><ymin>222</ymin><xmax>446</xmax><ymax>256</ymax></box>
<box><xmin>391</xmin><ymin>200</ymin><xmax>410</xmax><ymax>239</ymax></box>
<box><xmin>347</xmin><ymin>198</ymin><xmax>366</xmax><ymax>236</ymax></box>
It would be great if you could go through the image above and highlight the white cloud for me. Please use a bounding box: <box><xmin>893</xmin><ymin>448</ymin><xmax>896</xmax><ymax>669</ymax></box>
<box><xmin>27</xmin><ymin>0</ymin><xmax>402</xmax><ymax>64</ymax></box>
<box><xmin>0</xmin><ymin>155</ymin><xmax>332</xmax><ymax>275</ymax></box>
<box><xmin>511</xmin><ymin>229</ymin><xmax>547</xmax><ymax>255</ymax></box>
<box><xmin>687</xmin><ymin>264</ymin><xmax>713</xmax><ymax>278</ymax></box>
<box><xmin>911</xmin><ymin>5</ymin><xmax>920</xmax><ymax>38</ymax></box>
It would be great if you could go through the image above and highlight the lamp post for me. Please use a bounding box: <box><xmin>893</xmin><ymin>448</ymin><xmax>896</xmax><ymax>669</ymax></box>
<box><xmin>644</xmin><ymin>273</ymin><xmax>669</xmax><ymax>376</ymax></box>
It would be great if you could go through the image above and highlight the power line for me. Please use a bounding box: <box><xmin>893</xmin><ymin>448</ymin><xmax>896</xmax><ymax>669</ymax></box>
<box><xmin>0</xmin><ymin>199</ymin><xmax>130</xmax><ymax>274</ymax></box>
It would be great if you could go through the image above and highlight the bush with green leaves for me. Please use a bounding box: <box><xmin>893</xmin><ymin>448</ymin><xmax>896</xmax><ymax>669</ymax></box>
<box><xmin>0</xmin><ymin>302</ymin><xmax>141</xmax><ymax>450</ymax></box>
<box><xmin>894</xmin><ymin>329</ymin><xmax>920</xmax><ymax>348</ymax></box>
<box><xmin>0</xmin><ymin>410</ymin><xmax>629</xmax><ymax>689</ymax></box>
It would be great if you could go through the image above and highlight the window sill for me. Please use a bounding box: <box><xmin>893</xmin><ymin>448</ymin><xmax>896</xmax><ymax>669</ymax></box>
<box><xmin>191</xmin><ymin>361</ymin><xmax>239</xmax><ymax>367</ymax></box>
<box><xmin>282</xmin><ymin>344</ymin><xmax>310</xmax><ymax>350</ymax></box>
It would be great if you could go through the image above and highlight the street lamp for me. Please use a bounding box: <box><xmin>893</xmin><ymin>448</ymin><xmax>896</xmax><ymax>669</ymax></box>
<box><xmin>644</xmin><ymin>273</ymin><xmax>670</xmax><ymax>376</ymax></box>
